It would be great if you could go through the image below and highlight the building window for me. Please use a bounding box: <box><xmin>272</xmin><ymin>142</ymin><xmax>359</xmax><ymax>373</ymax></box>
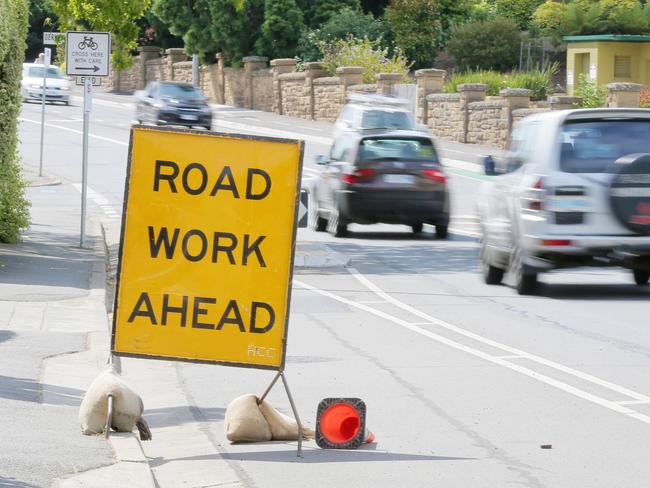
<box><xmin>614</xmin><ymin>56</ymin><xmax>631</xmax><ymax>78</ymax></box>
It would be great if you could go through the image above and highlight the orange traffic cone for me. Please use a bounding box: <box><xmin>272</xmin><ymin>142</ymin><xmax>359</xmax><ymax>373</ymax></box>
<box><xmin>315</xmin><ymin>398</ymin><xmax>375</xmax><ymax>449</ymax></box>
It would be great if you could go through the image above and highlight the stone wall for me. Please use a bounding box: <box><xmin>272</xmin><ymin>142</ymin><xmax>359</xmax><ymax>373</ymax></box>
<box><xmin>313</xmin><ymin>78</ymin><xmax>345</xmax><ymax>122</ymax></box>
<box><xmin>279</xmin><ymin>73</ymin><xmax>310</xmax><ymax>119</ymax></box>
<box><xmin>109</xmin><ymin>49</ymin><xmax>648</xmax><ymax>150</ymax></box>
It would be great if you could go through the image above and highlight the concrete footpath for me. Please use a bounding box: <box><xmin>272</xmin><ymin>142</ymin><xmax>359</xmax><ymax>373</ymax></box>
<box><xmin>0</xmin><ymin>163</ymin><xmax>350</xmax><ymax>488</ymax></box>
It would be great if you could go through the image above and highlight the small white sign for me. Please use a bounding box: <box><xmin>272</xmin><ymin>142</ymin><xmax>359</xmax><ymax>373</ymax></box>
<box><xmin>43</xmin><ymin>32</ymin><xmax>64</xmax><ymax>45</ymax></box>
<box><xmin>75</xmin><ymin>76</ymin><xmax>102</xmax><ymax>86</ymax></box>
<box><xmin>44</xmin><ymin>47</ymin><xmax>51</xmax><ymax>68</ymax></box>
<box><xmin>66</xmin><ymin>31</ymin><xmax>111</xmax><ymax>77</ymax></box>
<box><xmin>589</xmin><ymin>64</ymin><xmax>597</xmax><ymax>80</ymax></box>
<box><xmin>567</xmin><ymin>70</ymin><xmax>574</xmax><ymax>86</ymax></box>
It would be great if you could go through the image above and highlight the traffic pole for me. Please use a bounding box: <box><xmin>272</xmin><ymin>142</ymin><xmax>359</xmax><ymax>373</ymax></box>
<box><xmin>39</xmin><ymin>47</ymin><xmax>51</xmax><ymax>177</ymax></box>
<box><xmin>80</xmin><ymin>76</ymin><xmax>91</xmax><ymax>247</ymax></box>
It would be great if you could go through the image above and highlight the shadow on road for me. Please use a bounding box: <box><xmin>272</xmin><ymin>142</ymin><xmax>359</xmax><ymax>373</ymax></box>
<box><xmin>0</xmin><ymin>374</ymin><xmax>84</xmax><ymax>406</ymax></box>
<box><xmin>0</xmin><ymin>477</ymin><xmax>40</xmax><ymax>488</ymax></box>
<box><xmin>539</xmin><ymin>283</ymin><xmax>650</xmax><ymax>301</ymax></box>
<box><xmin>145</xmin><ymin>405</ymin><xmax>226</xmax><ymax>429</ymax></box>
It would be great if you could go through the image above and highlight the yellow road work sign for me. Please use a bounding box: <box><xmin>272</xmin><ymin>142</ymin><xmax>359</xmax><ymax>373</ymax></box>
<box><xmin>111</xmin><ymin>127</ymin><xmax>303</xmax><ymax>370</ymax></box>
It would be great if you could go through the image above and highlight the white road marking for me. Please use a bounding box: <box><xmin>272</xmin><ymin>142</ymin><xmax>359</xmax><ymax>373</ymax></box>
<box><xmin>347</xmin><ymin>267</ymin><xmax>650</xmax><ymax>405</ymax></box>
<box><xmin>617</xmin><ymin>400</ymin><xmax>650</xmax><ymax>405</ymax></box>
<box><xmin>293</xmin><ymin>272</ymin><xmax>650</xmax><ymax>425</ymax></box>
<box><xmin>19</xmin><ymin>117</ymin><xmax>128</xmax><ymax>146</ymax></box>
<box><xmin>48</xmin><ymin>118</ymin><xmax>84</xmax><ymax>123</ymax></box>
<box><xmin>72</xmin><ymin>184</ymin><xmax>121</xmax><ymax>218</ymax></box>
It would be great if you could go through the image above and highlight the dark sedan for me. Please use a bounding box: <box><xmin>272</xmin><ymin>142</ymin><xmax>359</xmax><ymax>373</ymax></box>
<box><xmin>135</xmin><ymin>81</ymin><xmax>212</xmax><ymax>129</ymax></box>
<box><xmin>311</xmin><ymin>130</ymin><xmax>449</xmax><ymax>237</ymax></box>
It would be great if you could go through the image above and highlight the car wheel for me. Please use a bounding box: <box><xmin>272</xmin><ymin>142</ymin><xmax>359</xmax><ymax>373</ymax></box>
<box><xmin>633</xmin><ymin>269</ymin><xmax>650</xmax><ymax>285</ymax></box>
<box><xmin>327</xmin><ymin>203</ymin><xmax>348</xmax><ymax>238</ymax></box>
<box><xmin>512</xmin><ymin>246</ymin><xmax>538</xmax><ymax>295</ymax></box>
<box><xmin>64</xmin><ymin>101</ymin><xmax>70</xmax><ymax>106</ymax></box>
<box><xmin>435</xmin><ymin>224</ymin><xmax>448</xmax><ymax>239</ymax></box>
<box><xmin>411</xmin><ymin>223</ymin><xmax>423</xmax><ymax>234</ymax></box>
<box><xmin>480</xmin><ymin>235</ymin><xmax>504</xmax><ymax>285</ymax></box>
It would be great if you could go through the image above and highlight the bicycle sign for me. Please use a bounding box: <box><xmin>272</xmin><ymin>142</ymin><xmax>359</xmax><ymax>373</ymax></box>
<box><xmin>66</xmin><ymin>31</ymin><xmax>111</xmax><ymax>77</ymax></box>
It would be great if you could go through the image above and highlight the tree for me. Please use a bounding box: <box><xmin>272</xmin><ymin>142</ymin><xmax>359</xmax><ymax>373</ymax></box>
<box><xmin>532</xmin><ymin>1</ymin><xmax>568</xmax><ymax>39</ymax></box>
<box><xmin>296</xmin><ymin>7</ymin><xmax>391</xmax><ymax>61</ymax></box>
<box><xmin>136</xmin><ymin>6</ymin><xmax>184</xmax><ymax>50</ymax></box>
<box><xmin>256</xmin><ymin>0</ymin><xmax>304</xmax><ymax>59</ymax></box>
<box><xmin>494</xmin><ymin>0</ymin><xmax>545</xmax><ymax>29</ymax></box>
<box><xmin>26</xmin><ymin>0</ymin><xmax>58</xmax><ymax>63</ymax></box>
<box><xmin>447</xmin><ymin>17</ymin><xmax>521</xmax><ymax>71</ymax></box>
<box><xmin>308</xmin><ymin>0</ymin><xmax>360</xmax><ymax>26</ymax></box>
<box><xmin>153</xmin><ymin>0</ymin><xmax>217</xmax><ymax>60</ymax></box>
<box><xmin>51</xmin><ymin>0</ymin><xmax>152</xmax><ymax>70</ymax></box>
<box><xmin>385</xmin><ymin>0</ymin><xmax>441</xmax><ymax>69</ymax></box>
<box><xmin>0</xmin><ymin>0</ymin><xmax>30</xmax><ymax>242</ymax></box>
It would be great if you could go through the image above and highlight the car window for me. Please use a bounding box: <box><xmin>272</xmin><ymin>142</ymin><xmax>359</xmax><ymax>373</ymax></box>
<box><xmin>507</xmin><ymin>121</ymin><xmax>537</xmax><ymax>171</ymax></box>
<box><xmin>159</xmin><ymin>83</ymin><xmax>204</xmax><ymax>100</ymax></box>
<box><xmin>559</xmin><ymin>120</ymin><xmax>650</xmax><ymax>173</ymax></box>
<box><xmin>330</xmin><ymin>137</ymin><xmax>357</xmax><ymax>161</ymax></box>
<box><xmin>360</xmin><ymin>110</ymin><xmax>414</xmax><ymax>130</ymax></box>
<box><xmin>357</xmin><ymin>137</ymin><xmax>437</xmax><ymax>162</ymax></box>
<box><xmin>27</xmin><ymin>67</ymin><xmax>64</xmax><ymax>79</ymax></box>
<box><xmin>338</xmin><ymin>106</ymin><xmax>354</xmax><ymax>126</ymax></box>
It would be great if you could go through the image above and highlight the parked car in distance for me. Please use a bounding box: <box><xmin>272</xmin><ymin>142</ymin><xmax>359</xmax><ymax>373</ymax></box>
<box><xmin>21</xmin><ymin>63</ymin><xmax>71</xmax><ymax>105</ymax></box>
<box><xmin>134</xmin><ymin>81</ymin><xmax>212</xmax><ymax>130</ymax></box>
<box><xmin>333</xmin><ymin>93</ymin><xmax>426</xmax><ymax>140</ymax></box>
<box><xmin>477</xmin><ymin>108</ymin><xmax>650</xmax><ymax>294</ymax></box>
<box><xmin>311</xmin><ymin>130</ymin><xmax>449</xmax><ymax>237</ymax></box>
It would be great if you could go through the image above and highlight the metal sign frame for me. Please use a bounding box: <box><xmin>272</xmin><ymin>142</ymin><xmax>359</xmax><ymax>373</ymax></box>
<box><xmin>65</xmin><ymin>31</ymin><xmax>111</xmax><ymax>77</ymax></box>
<box><xmin>110</xmin><ymin>126</ymin><xmax>305</xmax><ymax>372</ymax></box>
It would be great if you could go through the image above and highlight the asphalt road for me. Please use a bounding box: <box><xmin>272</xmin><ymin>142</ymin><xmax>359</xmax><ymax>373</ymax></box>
<box><xmin>17</xmin><ymin>90</ymin><xmax>650</xmax><ymax>487</ymax></box>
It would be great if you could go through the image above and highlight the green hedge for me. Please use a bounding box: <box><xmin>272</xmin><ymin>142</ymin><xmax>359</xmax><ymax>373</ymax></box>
<box><xmin>0</xmin><ymin>0</ymin><xmax>30</xmax><ymax>243</ymax></box>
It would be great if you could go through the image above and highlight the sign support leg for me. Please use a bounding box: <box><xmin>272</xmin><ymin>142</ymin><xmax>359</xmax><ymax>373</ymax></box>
<box><xmin>258</xmin><ymin>370</ymin><xmax>303</xmax><ymax>458</ymax></box>
<box><xmin>80</xmin><ymin>77</ymin><xmax>91</xmax><ymax>247</ymax></box>
<box><xmin>105</xmin><ymin>393</ymin><xmax>113</xmax><ymax>439</ymax></box>
<box><xmin>39</xmin><ymin>48</ymin><xmax>51</xmax><ymax>177</ymax></box>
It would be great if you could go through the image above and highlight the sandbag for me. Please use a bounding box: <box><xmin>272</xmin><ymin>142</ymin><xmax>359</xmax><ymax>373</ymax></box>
<box><xmin>224</xmin><ymin>394</ymin><xmax>272</xmax><ymax>442</ymax></box>
<box><xmin>259</xmin><ymin>399</ymin><xmax>315</xmax><ymax>440</ymax></box>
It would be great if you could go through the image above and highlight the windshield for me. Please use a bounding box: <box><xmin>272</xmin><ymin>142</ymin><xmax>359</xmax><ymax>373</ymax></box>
<box><xmin>559</xmin><ymin>120</ymin><xmax>650</xmax><ymax>173</ymax></box>
<box><xmin>360</xmin><ymin>110</ymin><xmax>413</xmax><ymax>130</ymax></box>
<box><xmin>27</xmin><ymin>67</ymin><xmax>64</xmax><ymax>79</ymax></box>
<box><xmin>159</xmin><ymin>83</ymin><xmax>204</xmax><ymax>100</ymax></box>
<box><xmin>358</xmin><ymin>138</ymin><xmax>437</xmax><ymax>162</ymax></box>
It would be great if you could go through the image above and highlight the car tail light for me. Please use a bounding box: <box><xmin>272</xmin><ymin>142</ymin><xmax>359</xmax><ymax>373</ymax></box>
<box><xmin>342</xmin><ymin>168</ymin><xmax>375</xmax><ymax>184</ymax></box>
<box><xmin>524</xmin><ymin>177</ymin><xmax>545</xmax><ymax>211</ymax></box>
<box><xmin>422</xmin><ymin>169</ymin><xmax>446</xmax><ymax>183</ymax></box>
<box><xmin>542</xmin><ymin>239</ymin><xmax>573</xmax><ymax>246</ymax></box>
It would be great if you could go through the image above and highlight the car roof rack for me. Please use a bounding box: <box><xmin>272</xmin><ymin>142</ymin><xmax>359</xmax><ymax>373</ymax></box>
<box><xmin>346</xmin><ymin>93</ymin><xmax>410</xmax><ymax>108</ymax></box>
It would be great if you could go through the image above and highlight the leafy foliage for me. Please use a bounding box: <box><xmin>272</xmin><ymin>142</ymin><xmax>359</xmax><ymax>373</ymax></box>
<box><xmin>51</xmin><ymin>0</ymin><xmax>152</xmax><ymax>70</ymax></box>
<box><xmin>321</xmin><ymin>36</ymin><xmax>411</xmax><ymax>83</ymax></box>
<box><xmin>0</xmin><ymin>0</ymin><xmax>30</xmax><ymax>242</ymax></box>
<box><xmin>447</xmin><ymin>17</ymin><xmax>521</xmax><ymax>72</ymax></box>
<box><xmin>494</xmin><ymin>0</ymin><xmax>545</xmax><ymax>29</ymax></box>
<box><xmin>385</xmin><ymin>0</ymin><xmax>440</xmax><ymax>69</ymax></box>
<box><xmin>444</xmin><ymin>63</ymin><xmax>559</xmax><ymax>100</ymax></box>
<box><xmin>26</xmin><ymin>0</ymin><xmax>59</xmax><ymax>62</ymax></box>
<box><xmin>307</xmin><ymin>0</ymin><xmax>360</xmax><ymax>27</ymax></box>
<box><xmin>256</xmin><ymin>0</ymin><xmax>305</xmax><ymax>59</ymax></box>
<box><xmin>296</xmin><ymin>7</ymin><xmax>391</xmax><ymax>61</ymax></box>
<box><xmin>531</xmin><ymin>1</ymin><xmax>568</xmax><ymax>40</ymax></box>
<box><xmin>574</xmin><ymin>73</ymin><xmax>606</xmax><ymax>107</ymax></box>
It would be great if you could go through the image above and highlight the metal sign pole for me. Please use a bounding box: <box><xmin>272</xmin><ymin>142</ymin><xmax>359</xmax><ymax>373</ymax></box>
<box><xmin>80</xmin><ymin>77</ymin><xmax>91</xmax><ymax>247</ymax></box>
<box><xmin>39</xmin><ymin>48</ymin><xmax>51</xmax><ymax>177</ymax></box>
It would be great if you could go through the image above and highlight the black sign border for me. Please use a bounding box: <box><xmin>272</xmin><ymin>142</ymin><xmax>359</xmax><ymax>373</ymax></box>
<box><xmin>110</xmin><ymin>125</ymin><xmax>305</xmax><ymax>371</ymax></box>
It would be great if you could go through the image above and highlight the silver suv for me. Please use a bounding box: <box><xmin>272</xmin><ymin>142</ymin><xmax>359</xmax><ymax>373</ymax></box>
<box><xmin>477</xmin><ymin>109</ymin><xmax>650</xmax><ymax>294</ymax></box>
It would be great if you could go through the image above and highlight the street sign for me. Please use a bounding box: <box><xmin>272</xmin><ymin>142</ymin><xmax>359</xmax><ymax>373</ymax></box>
<box><xmin>75</xmin><ymin>76</ymin><xmax>101</xmax><ymax>86</ymax></box>
<box><xmin>112</xmin><ymin>127</ymin><xmax>304</xmax><ymax>370</ymax></box>
<box><xmin>65</xmin><ymin>31</ymin><xmax>111</xmax><ymax>77</ymax></box>
<box><xmin>43</xmin><ymin>31</ymin><xmax>64</xmax><ymax>45</ymax></box>
<box><xmin>298</xmin><ymin>190</ymin><xmax>308</xmax><ymax>228</ymax></box>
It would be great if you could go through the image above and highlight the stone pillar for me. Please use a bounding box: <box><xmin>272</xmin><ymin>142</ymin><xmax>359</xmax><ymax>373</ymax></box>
<box><xmin>606</xmin><ymin>83</ymin><xmax>642</xmax><ymax>108</ymax></box>
<box><xmin>415</xmin><ymin>68</ymin><xmax>445</xmax><ymax>124</ymax></box>
<box><xmin>213</xmin><ymin>53</ymin><xmax>225</xmax><ymax>104</ymax></box>
<box><xmin>500</xmin><ymin>88</ymin><xmax>532</xmax><ymax>146</ymax></box>
<box><xmin>136</xmin><ymin>46</ymin><xmax>160</xmax><ymax>90</ymax></box>
<box><xmin>336</xmin><ymin>66</ymin><xmax>363</xmax><ymax>103</ymax></box>
<box><xmin>243</xmin><ymin>56</ymin><xmax>268</xmax><ymax>109</ymax></box>
<box><xmin>376</xmin><ymin>72</ymin><xmax>403</xmax><ymax>96</ymax></box>
<box><xmin>165</xmin><ymin>48</ymin><xmax>187</xmax><ymax>80</ymax></box>
<box><xmin>459</xmin><ymin>83</ymin><xmax>487</xmax><ymax>144</ymax></box>
<box><xmin>270</xmin><ymin>58</ymin><xmax>297</xmax><ymax>114</ymax></box>
<box><xmin>304</xmin><ymin>62</ymin><xmax>328</xmax><ymax>120</ymax></box>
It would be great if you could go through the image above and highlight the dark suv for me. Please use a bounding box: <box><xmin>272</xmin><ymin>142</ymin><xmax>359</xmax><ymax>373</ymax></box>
<box><xmin>311</xmin><ymin>130</ymin><xmax>449</xmax><ymax>237</ymax></box>
<box><xmin>135</xmin><ymin>81</ymin><xmax>212</xmax><ymax>129</ymax></box>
